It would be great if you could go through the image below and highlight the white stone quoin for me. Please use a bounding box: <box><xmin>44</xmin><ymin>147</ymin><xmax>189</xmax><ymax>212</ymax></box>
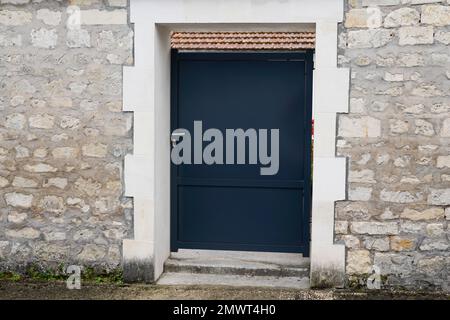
<box><xmin>124</xmin><ymin>0</ymin><xmax>348</xmax><ymax>287</ymax></box>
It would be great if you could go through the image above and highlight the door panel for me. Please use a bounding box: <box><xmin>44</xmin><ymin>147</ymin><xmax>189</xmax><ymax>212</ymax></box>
<box><xmin>178</xmin><ymin>186</ymin><xmax>304</xmax><ymax>250</ymax></box>
<box><xmin>171</xmin><ymin>51</ymin><xmax>313</xmax><ymax>255</ymax></box>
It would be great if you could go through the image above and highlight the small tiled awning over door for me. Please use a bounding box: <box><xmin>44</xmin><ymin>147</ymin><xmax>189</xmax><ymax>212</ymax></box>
<box><xmin>171</xmin><ymin>31</ymin><xmax>315</xmax><ymax>50</ymax></box>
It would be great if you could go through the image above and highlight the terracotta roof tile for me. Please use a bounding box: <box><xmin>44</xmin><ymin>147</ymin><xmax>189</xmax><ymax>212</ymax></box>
<box><xmin>171</xmin><ymin>31</ymin><xmax>315</xmax><ymax>50</ymax></box>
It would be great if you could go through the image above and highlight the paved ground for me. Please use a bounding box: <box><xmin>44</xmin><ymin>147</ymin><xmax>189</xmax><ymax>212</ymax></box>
<box><xmin>0</xmin><ymin>280</ymin><xmax>448</xmax><ymax>300</ymax></box>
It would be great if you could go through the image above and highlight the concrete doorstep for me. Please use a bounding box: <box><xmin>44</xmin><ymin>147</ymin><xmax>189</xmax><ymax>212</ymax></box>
<box><xmin>156</xmin><ymin>249</ymin><xmax>311</xmax><ymax>289</ymax></box>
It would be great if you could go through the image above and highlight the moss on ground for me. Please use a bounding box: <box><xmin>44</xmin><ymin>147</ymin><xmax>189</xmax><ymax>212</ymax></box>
<box><xmin>82</xmin><ymin>267</ymin><xmax>123</xmax><ymax>284</ymax></box>
<box><xmin>0</xmin><ymin>265</ymin><xmax>123</xmax><ymax>285</ymax></box>
<box><xmin>0</xmin><ymin>271</ymin><xmax>22</xmax><ymax>282</ymax></box>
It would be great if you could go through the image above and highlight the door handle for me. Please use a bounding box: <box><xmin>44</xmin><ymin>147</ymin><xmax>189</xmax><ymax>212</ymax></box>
<box><xmin>171</xmin><ymin>132</ymin><xmax>185</xmax><ymax>147</ymax></box>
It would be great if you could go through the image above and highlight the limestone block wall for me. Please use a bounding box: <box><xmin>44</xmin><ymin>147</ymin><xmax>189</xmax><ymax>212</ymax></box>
<box><xmin>0</xmin><ymin>0</ymin><xmax>133</xmax><ymax>272</ymax></box>
<box><xmin>338</xmin><ymin>0</ymin><xmax>449</xmax><ymax>290</ymax></box>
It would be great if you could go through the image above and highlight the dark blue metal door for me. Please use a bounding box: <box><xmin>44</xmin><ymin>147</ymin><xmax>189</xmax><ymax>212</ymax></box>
<box><xmin>171</xmin><ymin>51</ymin><xmax>313</xmax><ymax>255</ymax></box>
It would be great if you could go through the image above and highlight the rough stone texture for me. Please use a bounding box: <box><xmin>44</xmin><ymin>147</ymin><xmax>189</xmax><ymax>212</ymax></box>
<box><xmin>398</xmin><ymin>26</ymin><xmax>434</xmax><ymax>46</ymax></box>
<box><xmin>421</xmin><ymin>5</ymin><xmax>450</xmax><ymax>26</ymax></box>
<box><xmin>339</xmin><ymin>0</ymin><xmax>449</xmax><ymax>291</ymax></box>
<box><xmin>0</xmin><ymin>0</ymin><xmax>133</xmax><ymax>273</ymax></box>
<box><xmin>361</xmin><ymin>0</ymin><xmax>400</xmax><ymax>6</ymax></box>
<box><xmin>66</xmin><ymin>29</ymin><xmax>91</xmax><ymax>48</ymax></box>
<box><xmin>82</xmin><ymin>143</ymin><xmax>107</xmax><ymax>158</ymax></box>
<box><xmin>30</xmin><ymin>28</ymin><xmax>58</xmax><ymax>49</ymax></box>
<box><xmin>435</xmin><ymin>30</ymin><xmax>450</xmax><ymax>44</ymax></box>
<box><xmin>0</xmin><ymin>10</ymin><xmax>32</xmax><ymax>26</ymax></box>
<box><xmin>80</xmin><ymin>9</ymin><xmax>127</xmax><ymax>25</ymax></box>
<box><xmin>400</xmin><ymin>207</ymin><xmax>445</xmax><ymax>220</ymax></box>
<box><xmin>338</xmin><ymin>116</ymin><xmax>381</xmax><ymax>137</ymax></box>
<box><xmin>4</xmin><ymin>192</ymin><xmax>33</xmax><ymax>208</ymax></box>
<box><xmin>437</xmin><ymin>155</ymin><xmax>450</xmax><ymax>168</ymax></box>
<box><xmin>390</xmin><ymin>236</ymin><xmax>417</xmax><ymax>251</ymax></box>
<box><xmin>428</xmin><ymin>189</ymin><xmax>450</xmax><ymax>205</ymax></box>
<box><xmin>363</xmin><ymin>237</ymin><xmax>390</xmax><ymax>251</ymax></box>
<box><xmin>345</xmin><ymin>8</ymin><xmax>382</xmax><ymax>28</ymax></box>
<box><xmin>346</xmin><ymin>250</ymin><xmax>372</xmax><ymax>274</ymax></box>
<box><xmin>384</xmin><ymin>8</ymin><xmax>420</xmax><ymax>28</ymax></box>
<box><xmin>36</xmin><ymin>9</ymin><xmax>61</xmax><ymax>26</ymax></box>
<box><xmin>347</xmin><ymin>29</ymin><xmax>394</xmax><ymax>48</ymax></box>
<box><xmin>350</xmin><ymin>222</ymin><xmax>399</xmax><ymax>235</ymax></box>
<box><xmin>107</xmin><ymin>0</ymin><xmax>127</xmax><ymax>8</ymax></box>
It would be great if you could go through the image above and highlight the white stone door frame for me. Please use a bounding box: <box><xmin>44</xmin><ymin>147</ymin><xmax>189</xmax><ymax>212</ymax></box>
<box><xmin>122</xmin><ymin>0</ymin><xmax>349</xmax><ymax>287</ymax></box>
